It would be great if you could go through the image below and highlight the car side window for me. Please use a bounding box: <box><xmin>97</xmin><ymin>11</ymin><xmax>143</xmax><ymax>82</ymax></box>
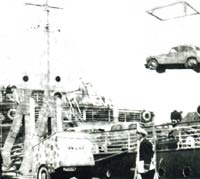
<box><xmin>184</xmin><ymin>46</ymin><xmax>193</xmax><ymax>51</ymax></box>
<box><xmin>169</xmin><ymin>48</ymin><xmax>178</xmax><ymax>53</ymax></box>
<box><xmin>195</xmin><ymin>46</ymin><xmax>200</xmax><ymax>51</ymax></box>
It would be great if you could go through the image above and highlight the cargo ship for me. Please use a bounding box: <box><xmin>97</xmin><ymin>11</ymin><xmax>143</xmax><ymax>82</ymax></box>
<box><xmin>0</xmin><ymin>82</ymin><xmax>155</xmax><ymax>179</ymax></box>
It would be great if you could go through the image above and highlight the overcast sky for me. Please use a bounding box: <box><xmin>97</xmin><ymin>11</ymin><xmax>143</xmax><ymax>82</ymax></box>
<box><xmin>1</xmin><ymin>0</ymin><xmax>200</xmax><ymax>124</ymax></box>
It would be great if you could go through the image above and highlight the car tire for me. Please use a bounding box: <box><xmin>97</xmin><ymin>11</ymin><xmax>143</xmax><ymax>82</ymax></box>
<box><xmin>37</xmin><ymin>166</ymin><xmax>51</xmax><ymax>179</ymax></box>
<box><xmin>147</xmin><ymin>58</ymin><xmax>158</xmax><ymax>70</ymax></box>
<box><xmin>185</xmin><ymin>57</ymin><xmax>198</xmax><ymax>68</ymax></box>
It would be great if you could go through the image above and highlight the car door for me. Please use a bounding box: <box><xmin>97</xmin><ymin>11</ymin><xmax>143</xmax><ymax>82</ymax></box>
<box><xmin>184</xmin><ymin>46</ymin><xmax>197</xmax><ymax>62</ymax></box>
<box><xmin>165</xmin><ymin>47</ymin><xmax>181</xmax><ymax>64</ymax></box>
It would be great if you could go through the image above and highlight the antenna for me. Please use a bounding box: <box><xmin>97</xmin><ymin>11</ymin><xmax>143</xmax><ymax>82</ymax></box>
<box><xmin>25</xmin><ymin>0</ymin><xmax>63</xmax><ymax>91</ymax></box>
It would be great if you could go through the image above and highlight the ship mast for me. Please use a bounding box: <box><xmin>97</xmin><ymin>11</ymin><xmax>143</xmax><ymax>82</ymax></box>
<box><xmin>25</xmin><ymin>0</ymin><xmax>63</xmax><ymax>91</ymax></box>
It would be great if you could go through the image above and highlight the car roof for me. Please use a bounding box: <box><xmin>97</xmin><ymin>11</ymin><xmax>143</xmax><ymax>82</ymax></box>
<box><xmin>172</xmin><ymin>45</ymin><xmax>200</xmax><ymax>51</ymax></box>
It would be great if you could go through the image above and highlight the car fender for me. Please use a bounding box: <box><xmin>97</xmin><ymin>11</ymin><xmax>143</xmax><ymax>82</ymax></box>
<box><xmin>146</xmin><ymin>56</ymin><xmax>158</xmax><ymax>63</ymax></box>
<box><xmin>146</xmin><ymin>55</ymin><xmax>168</xmax><ymax>65</ymax></box>
<box><xmin>185</xmin><ymin>56</ymin><xmax>198</xmax><ymax>63</ymax></box>
<box><xmin>197</xmin><ymin>56</ymin><xmax>200</xmax><ymax>63</ymax></box>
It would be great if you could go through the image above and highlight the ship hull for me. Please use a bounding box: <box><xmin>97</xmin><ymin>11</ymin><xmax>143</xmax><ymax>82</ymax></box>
<box><xmin>92</xmin><ymin>152</ymin><xmax>137</xmax><ymax>179</ymax></box>
<box><xmin>89</xmin><ymin>147</ymin><xmax>200</xmax><ymax>179</ymax></box>
<box><xmin>157</xmin><ymin>148</ymin><xmax>200</xmax><ymax>179</ymax></box>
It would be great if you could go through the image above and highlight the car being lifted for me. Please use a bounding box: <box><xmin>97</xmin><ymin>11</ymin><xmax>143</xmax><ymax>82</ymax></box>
<box><xmin>145</xmin><ymin>45</ymin><xmax>200</xmax><ymax>73</ymax></box>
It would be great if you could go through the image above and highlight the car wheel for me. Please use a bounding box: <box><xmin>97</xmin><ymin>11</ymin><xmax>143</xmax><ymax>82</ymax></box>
<box><xmin>186</xmin><ymin>57</ymin><xmax>198</xmax><ymax>68</ymax></box>
<box><xmin>147</xmin><ymin>58</ymin><xmax>158</xmax><ymax>70</ymax></box>
<box><xmin>37</xmin><ymin>166</ymin><xmax>51</xmax><ymax>179</ymax></box>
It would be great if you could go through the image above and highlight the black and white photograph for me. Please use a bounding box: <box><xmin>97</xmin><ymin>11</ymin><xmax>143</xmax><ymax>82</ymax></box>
<box><xmin>1</xmin><ymin>0</ymin><xmax>200</xmax><ymax>179</ymax></box>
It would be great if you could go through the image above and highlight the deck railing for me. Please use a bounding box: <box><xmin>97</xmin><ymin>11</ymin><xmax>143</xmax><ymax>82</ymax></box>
<box><xmin>90</xmin><ymin>128</ymin><xmax>138</xmax><ymax>154</ymax></box>
<box><xmin>156</xmin><ymin>123</ymin><xmax>200</xmax><ymax>150</ymax></box>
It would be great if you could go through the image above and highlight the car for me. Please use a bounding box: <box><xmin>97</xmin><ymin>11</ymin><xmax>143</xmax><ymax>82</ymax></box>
<box><xmin>145</xmin><ymin>45</ymin><xmax>200</xmax><ymax>73</ymax></box>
